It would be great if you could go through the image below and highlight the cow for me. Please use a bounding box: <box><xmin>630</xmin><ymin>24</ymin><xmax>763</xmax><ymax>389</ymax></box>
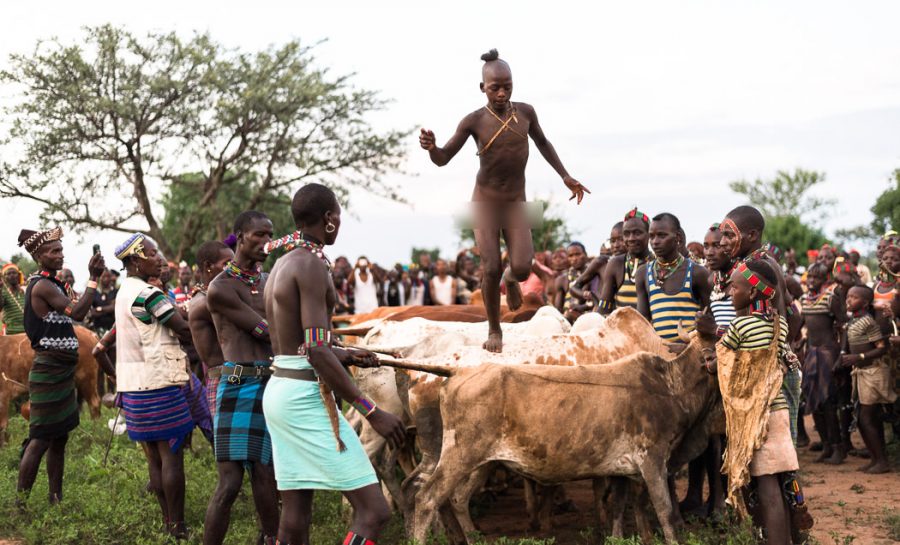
<box><xmin>387</xmin><ymin>328</ymin><xmax>718</xmax><ymax>544</ymax></box>
<box><xmin>350</xmin><ymin>307</ymin><xmax>696</xmax><ymax>538</ymax></box>
<box><xmin>0</xmin><ymin>325</ymin><xmax>102</xmax><ymax>446</ymax></box>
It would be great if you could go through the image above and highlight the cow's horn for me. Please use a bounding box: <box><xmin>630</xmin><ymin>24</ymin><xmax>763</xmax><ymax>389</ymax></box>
<box><xmin>376</xmin><ymin>355</ymin><xmax>457</xmax><ymax>377</ymax></box>
<box><xmin>2</xmin><ymin>372</ymin><xmax>28</xmax><ymax>390</ymax></box>
<box><xmin>334</xmin><ymin>326</ymin><xmax>374</xmax><ymax>336</ymax></box>
<box><xmin>677</xmin><ymin>320</ymin><xmax>692</xmax><ymax>343</ymax></box>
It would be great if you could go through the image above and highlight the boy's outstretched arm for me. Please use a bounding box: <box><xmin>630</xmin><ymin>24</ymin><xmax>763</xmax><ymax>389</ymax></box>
<box><xmin>420</xmin><ymin>116</ymin><xmax>472</xmax><ymax>166</ymax></box>
<box><xmin>523</xmin><ymin>104</ymin><xmax>590</xmax><ymax>204</ymax></box>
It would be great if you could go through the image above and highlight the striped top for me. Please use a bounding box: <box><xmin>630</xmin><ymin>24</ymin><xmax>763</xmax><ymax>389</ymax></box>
<box><xmin>801</xmin><ymin>289</ymin><xmax>834</xmax><ymax>316</ymax></box>
<box><xmin>614</xmin><ymin>257</ymin><xmax>644</xmax><ymax>309</ymax></box>
<box><xmin>1</xmin><ymin>284</ymin><xmax>26</xmax><ymax>335</ymax></box>
<box><xmin>721</xmin><ymin>314</ymin><xmax>790</xmax><ymax>411</ymax></box>
<box><xmin>647</xmin><ymin>260</ymin><xmax>701</xmax><ymax>340</ymax></box>
<box><xmin>847</xmin><ymin>314</ymin><xmax>883</xmax><ymax>348</ymax></box>
<box><xmin>131</xmin><ymin>286</ymin><xmax>176</xmax><ymax>325</ymax></box>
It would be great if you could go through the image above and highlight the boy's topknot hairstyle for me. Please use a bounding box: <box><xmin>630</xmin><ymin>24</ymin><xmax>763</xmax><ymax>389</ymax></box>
<box><xmin>481</xmin><ymin>49</ymin><xmax>500</xmax><ymax>62</ymax></box>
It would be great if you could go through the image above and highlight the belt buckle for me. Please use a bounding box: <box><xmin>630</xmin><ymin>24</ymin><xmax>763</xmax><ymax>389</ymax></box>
<box><xmin>228</xmin><ymin>364</ymin><xmax>243</xmax><ymax>385</ymax></box>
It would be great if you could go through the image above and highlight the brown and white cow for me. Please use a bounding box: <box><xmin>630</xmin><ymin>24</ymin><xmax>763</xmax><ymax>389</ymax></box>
<box><xmin>399</xmin><ymin>330</ymin><xmax>718</xmax><ymax>544</ymax></box>
<box><xmin>0</xmin><ymin>326</ymin><xmax>102</xmax><ymax>445</ymax></box>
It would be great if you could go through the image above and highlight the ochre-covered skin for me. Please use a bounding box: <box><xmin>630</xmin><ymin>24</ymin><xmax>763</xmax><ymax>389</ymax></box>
<box><xmin>0</xmin><ymin>325</ymin><xmax>101</xmax><ymax>445</ymax></box>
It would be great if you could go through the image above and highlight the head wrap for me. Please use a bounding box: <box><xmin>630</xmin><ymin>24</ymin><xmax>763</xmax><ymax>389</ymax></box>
<box><xmin>763</xmin><ymin>242</ymin><xmax>783</xmax><ymax>263</ymax></box>
<box><xmin>2</xmin><ymin>263</ymin><xmax>24</xmax><ymax>285</ymax></box>
<box><xmin>709</xmin><ymin>223</ymin><xmax>720</xmax><ymax>232</ymax></box>
<box><xmin>115</xmin><ymin>233</ymin><xmax>147</xmax><ymax>261</ymax></box>
<box><xmin>806</xmin><ymin>249</ymin><xmax>819</xmax><ymax>263</ymax></box>
<box><xmin>883</xmin><ymin>230</ymin><xmax>898</xmax><ymax>240</ymax></box>
<box><xmin>624</xmin><ymin>208</ymin><xmax>650</xmax><ymax>225</ymax></box>
<box><xmin>832</xmin><ymin>257</ymin><xmax>854</xmax><ymax>277</ymax></box>
<box><xmin>736</xmin><ymin>262</ymin><xmax>776</xmax><ymax>300</ymax></box>
<box><xmin>17</xmin><ymin>227</ymin><xmax>63</xmax><ymax>256</ymax></box>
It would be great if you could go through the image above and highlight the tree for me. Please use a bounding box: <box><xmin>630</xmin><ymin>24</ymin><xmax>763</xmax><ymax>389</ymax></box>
<box><xmin>729</xmin><ymin>168</ymin><xmax>835</xmax><ymax>223</ymax></box>
<box><xmin>0</xmin><ymin>25</ymin><xmax>408</xmax><ymax>261</ymax></box>
<box><xmin>869</xmin><ymin>168</ymin><xmax>900</xmax><ymax>234</ymax></box>
<box><xmin>762</xmin><ymin>216</ymin><xmax>830</xmax><ymax>266</ymax></box>
<box><xmin>457</xmin><ymin>198</ymin><xmax>579</xmax><ymax>253</ymax></box>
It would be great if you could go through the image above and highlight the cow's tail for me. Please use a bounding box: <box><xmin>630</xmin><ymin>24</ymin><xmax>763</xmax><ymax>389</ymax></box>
<box><xmin>376</xmin><ymin>356</ymin><xmax>457</xmax><ymax>377</ymax></box>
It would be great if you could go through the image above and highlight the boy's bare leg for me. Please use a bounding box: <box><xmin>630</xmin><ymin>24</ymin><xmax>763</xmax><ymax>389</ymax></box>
<box><xmin>502</xmin><ymin>226</ymin><xmax>535</xmax><ymax>312</ymax></box>
<box><xmin>475</xmin><ymin>228</ymin><xmax>504</xmax><ymax>352</ymax></box>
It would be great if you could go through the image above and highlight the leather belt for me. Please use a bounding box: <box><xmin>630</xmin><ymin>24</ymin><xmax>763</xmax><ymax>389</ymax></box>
<box><xmin>207</xmin><ymin>364</ymin><xmax>273</xmax><ymax>383</ymax></box>
<box><xmin>272</xmin><ymin>367</ymin><xmax>318</xmax><ymax>382</ymax></box>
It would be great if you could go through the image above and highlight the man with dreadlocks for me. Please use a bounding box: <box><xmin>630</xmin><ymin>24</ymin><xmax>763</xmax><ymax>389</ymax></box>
<box><xmin>419</xmin><ymin>49</ymin><xmax>589</xmax><ymax>352</ymax></box>
<box><xmin>15</xmin><ymin>227</ymin><xmax>105</xmax><ymax>505</ymax></box>
<box><xmin>263</xmin><ymin>183</ymin><xmax>405</xmax><ymax>545</ymax></box>
<box><xmin>635</xmin><ymin>212</ymin><xmax>710</xmax><ymax>341</ymax></box>
<box><xmin>1</xmin><ymin>263</ymin><xmax>26</xmax><ymax>335</ymax></box>
<box><xmin>597</xmin><ymin>208</ymin><xmax>654</xmax><ymax>315</ymax></box>
<box><xmin>204</xmin><ymin>211</ymin><xmax>279</xmax><ymax>545</ymax></box>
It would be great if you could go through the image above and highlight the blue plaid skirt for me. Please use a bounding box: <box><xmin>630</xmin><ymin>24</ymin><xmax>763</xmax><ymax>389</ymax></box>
<box><xmin>214</xmin><ymin>361</ymin><xmax>272</xmax><ymax>465</ymax></box>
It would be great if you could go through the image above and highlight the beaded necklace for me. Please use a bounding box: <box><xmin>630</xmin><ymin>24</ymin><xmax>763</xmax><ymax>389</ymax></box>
<box><xmin>31</xmin><ymin>269</ymin><xmax>73</xmax><ymax>298</ymax></box>
<box><xmin>277</xmin><ymin>231</ymin><xmax>333</xmax><ymax>271</ymax></box>
<box><xmin>190</xmin><ymin>283</ymin><xmax>207</xmax><ymax>298</ymax></box>
<box><xmin>224</xmin><ymin>261</ymin><xmax>262</xmax><ymax>295</ymax></box>
<box><xmin>653</xmin><ymin>254</ymin><xmax>684</xmax><ymax>284</ymax></box>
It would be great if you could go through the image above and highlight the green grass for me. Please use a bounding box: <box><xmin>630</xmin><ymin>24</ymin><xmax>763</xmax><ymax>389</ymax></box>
<box><xmin>0</xmin><ymin>407</ymin><xmax>758</xmax><ymax>544</ymax></box>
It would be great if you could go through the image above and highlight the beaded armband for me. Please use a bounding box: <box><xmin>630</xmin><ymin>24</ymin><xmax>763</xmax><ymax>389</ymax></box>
<box><xmin>63</xmin><ymin>302</ymin><xmax>75</xmax><ymax>316</ymax></box>
<box><xmin>299</xmin><ymin>328</ymin><xmax>332</xmax><ymax>356</ymax></box>
<box><xmin>252</xmin><ymin>319</ymin><xmax>269</xmax><ymax>339</ymax></box>
<box><xmin>597</xmin><ymin>299</ymin><xmax>614</xmax><ymax>313</ymax></box>
<box><xmin>715</xmin><ymin>325</ymin><xmax>729</xmax><ymax>338</ymax></box>
<box><xmin>351</xmin><ymin>396</ymin><xmax>377</xmax><ymax>418</ymax></box>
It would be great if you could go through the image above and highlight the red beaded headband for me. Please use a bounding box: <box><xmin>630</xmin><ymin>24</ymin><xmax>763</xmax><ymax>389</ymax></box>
<box><xmin>736</xmin><ymin>262</ymin><xmax>775</xmax><ymax>299</ymax></box>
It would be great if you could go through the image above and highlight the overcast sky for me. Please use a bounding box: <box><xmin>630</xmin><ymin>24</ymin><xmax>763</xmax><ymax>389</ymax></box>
<box><xmin>2</xmin><ymin>1</ymin><xmax>899</xmax><ymax>281</ymax></box>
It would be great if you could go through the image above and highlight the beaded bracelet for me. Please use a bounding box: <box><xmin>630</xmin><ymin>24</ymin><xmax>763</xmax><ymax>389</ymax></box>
<box><xmin>597</xmin><ymin>299</ymin><xmax>614</xmax><ymax>313</ymax></box>
<box><xmin>299</xmin><ymin>328</ymin><xmax>332</xmax><ymax>356</ymax></box>
<box><xmin>63</xmin><ymin>303</ymin><xmax>75</xmax><ymax>316</ymax></box>
<box><xmin>715</xmin><ymin>325</ymin><xmax>729</xmax><ymax>338</ymax></box>
<box><xmin>351</xmin><ymin>396</ymin><xmax>377</xmax><ymax>418</ymax></box>
<box><xmin>252</xmin><ymin>319</ymin><xmax>269</xmax><ymax>339</ymax></box>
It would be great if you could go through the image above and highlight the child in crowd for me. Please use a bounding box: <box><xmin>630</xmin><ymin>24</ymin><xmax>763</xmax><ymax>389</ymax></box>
<box><xmin>841</xmin><ymin>285</ymin><xmax>895</xmax><ymax>474</ymax></box>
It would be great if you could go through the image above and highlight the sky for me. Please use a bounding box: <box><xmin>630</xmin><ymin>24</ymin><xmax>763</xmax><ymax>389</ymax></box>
<box><xmin>2</xmin><ymin>1</ymin><xmax>899</xmax><ymax>281</ymax></box>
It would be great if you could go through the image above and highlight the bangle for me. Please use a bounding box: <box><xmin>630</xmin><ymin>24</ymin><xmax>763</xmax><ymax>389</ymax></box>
<box><xmin>252</xmin><ymin>319</ymin><xmax>269</xmax><ymax>339</ymax></box>
<box><xmin>715</xmin><ymin>325</ymin><xmax>729</xmax><ymax>338</ymax></box>
<box><xmin>351</xmin><ymin>396</ymin><xmax>377</xmax><ymax>418</ymax></box>
<box><xmin>860</xmin><ymin>353</ymin><xmax>866</xmax><ymax>361</ymax></box>
<box><xmin>86</xmin><ymin>280</ymin><xmax>98</xmax><ymax>290</ymax></box>
<box><xmin>96</xmin><ymin>341</ymin><xmax>106</xmax><ymax>352</ymax></box>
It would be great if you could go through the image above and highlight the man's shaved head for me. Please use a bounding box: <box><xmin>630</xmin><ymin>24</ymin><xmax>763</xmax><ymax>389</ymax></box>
<box><xmin>726</xmin><ymin>205</ymin><xmax>765</xmax><ymax>234</ymax></box>
<box><xmin>481</xmin><ymin>49</ymin><xmax>511</xmax><ymax>81</ymax></box>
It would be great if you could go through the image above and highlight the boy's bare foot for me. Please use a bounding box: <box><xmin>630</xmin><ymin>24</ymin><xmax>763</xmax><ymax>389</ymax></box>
<box><xmin>864</xmin><ymin>461</ymin><xmax>891</xmax><ymax>474</ymax></box>
<box><xmin>483</xmin><ymin>331</ymin><xmax>503</xmax><ymax>353</ymax></box>
<box><xmin>504</xmin><ymin>274</ymin><xmax>523</xmax><ymax>311</ymax></box>
<box><xmin>857</xmin><ymin>461</ymin><xmax>875</xmax><ymax>472</ymax></box>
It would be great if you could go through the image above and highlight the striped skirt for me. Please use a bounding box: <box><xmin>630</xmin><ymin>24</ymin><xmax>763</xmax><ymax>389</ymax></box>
<box><xmin>214</xmin><ymin>362</ymin><xmax>272</xmax><ymax>465</ymax></box>
<box><xmin>206</xmin><ymin>374</ymin><xmax>221</xmax><ymax>421</ymax></box>
<box><xmin>120</xmin><ymin>386</ymin><xmax>194</xmax><ymax>453</ymax></box>
<box><xmin>183</xmin><ymin>372</ymin><xmax>213</xmax><ymax>444</ymax></box>
<box><xmin>28</xmin><ymin>351</ymin><xmax>80</xmax><ymax>440</ymax></box>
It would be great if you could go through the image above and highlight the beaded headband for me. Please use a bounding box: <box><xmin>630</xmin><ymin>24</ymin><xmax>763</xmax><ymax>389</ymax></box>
<box><xmin>18</xmin><ymin>227</ymin><xmax>63</xmax><ymax>256</ymax></box>
<box><xmin>736</xmin><ymin>262</ymin><xmax>775</xmax><ymax>299</ymax></box>
<box><xmin>115</xmin><ymin>233</ymin><xmax>147</xmax><ymax>261</ymax></box>
<box><xmin>832</xmin><ymin>257</ymin><xmax>854</xmax><ymax>277</ymax></box>
<box><xmin>624</xmin><ymin>207</ymin><xmax>650</xmax><ymax>225</ymax></box>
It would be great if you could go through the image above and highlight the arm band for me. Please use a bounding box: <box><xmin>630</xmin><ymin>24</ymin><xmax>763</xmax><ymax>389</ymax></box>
<box><xmin>86</xmin><ymin>280</ymin><xmax>98</xmax><ymax>290</ymax></box>
<box><xmin>351</xmin><ymin>396</ymin><xmax>377</xmax><ymax>418</ymax></box>
<box><xmin>597</xmin><ymin>299</ymin><xmax>614</xmax><ymax>313</ymax></box>
<box><xmin>299</xmin><ymin>327</ymin><xmax>332</xmax><ymax>356</ymax></box>
<box><xmin>715</xmin><ymin>325</ymin><xmax>729</xmax><ymax>338</ymax></box>
<box><xmin>252</xmin><ymin>319</ymin><xmax>269</xmax><ymax>339</ymax></box>
<box><xmin>63</xmin><ymin>302</ymin><xmax>75</xmax><ymax>316</ymax></box>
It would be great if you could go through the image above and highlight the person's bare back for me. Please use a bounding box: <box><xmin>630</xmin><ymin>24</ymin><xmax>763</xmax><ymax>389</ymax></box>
<box><xmin>419</xmin><ymin>49</ymin><xmax>589</xmax><ymax>353</ymax></box>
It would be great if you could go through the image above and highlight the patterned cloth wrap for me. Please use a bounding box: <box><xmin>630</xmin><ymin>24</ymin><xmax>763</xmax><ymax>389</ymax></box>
<box><xmin>27</xmin><ymin>351</ymin><xmax>80</xmax><ymax>440</ymax></box>
<box><xmin>183</xmin><ymin>372</ymin><xmax>213</xmax><ymax>444</ymax></box>
<box><xmin>214</xmin><ymin>361</ymin><xmax>273</xmax><ymax>465</ymax></box>
<box><xmin>120</xmin><ymin>386</ymin><xmax>195</xmax><ymax>452</ymax></box>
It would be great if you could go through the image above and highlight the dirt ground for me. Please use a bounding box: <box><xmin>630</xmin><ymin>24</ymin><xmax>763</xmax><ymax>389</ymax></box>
<box><xmin>472</xmin><ymin>415</ymin><xmax>900</xmax><ymax>544</ymax></box>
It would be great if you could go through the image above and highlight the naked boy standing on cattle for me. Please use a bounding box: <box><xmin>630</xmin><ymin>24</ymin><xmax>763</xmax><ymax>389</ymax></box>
<box><xmin>419</xmin><ymin>49</ymin><xmax>589</xmax><ymax>352</ymax></box>
<box><xmin>263</xmin><ymin>183</ymin><xmax>405</xmax><ymax>545</ymax></box>
<box><xmin>204</xmin><ymin>212</ymin><xmax>279</xmax><ymax>545</ymax></box>
<box><xmin>16</xmin><ymin>227</ymin><xmax>104</xmax><ymax>505</ymax></box>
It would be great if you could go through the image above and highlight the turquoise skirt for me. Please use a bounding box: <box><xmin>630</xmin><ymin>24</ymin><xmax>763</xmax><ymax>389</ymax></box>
<box><xmin>262</xmin><ymin>355</ymin><xmax>377</xmax><ymax>491</ymax></box>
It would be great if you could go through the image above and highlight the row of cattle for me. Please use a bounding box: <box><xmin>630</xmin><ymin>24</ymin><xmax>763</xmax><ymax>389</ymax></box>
<box><xmin>339</xmin><ymin>301</ymin><xmax>723</xmax><ymax>544</ymax></box>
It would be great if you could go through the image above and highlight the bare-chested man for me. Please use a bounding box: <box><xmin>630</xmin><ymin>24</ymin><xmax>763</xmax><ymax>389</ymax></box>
<box><xmin>597</xmin><ymin>209</ymin><xmax>653</xmax><ymax>315</ymax></box>
<box><xmin>205</xmin><ymin>212</ymin><xmax>278</xmax><ymax>545</ymax></box>
<box><xmin>419</xmin><ymin>48</ymin><xmax>589</xmax><ymax>352</ymax></box>
<box><xmin>569</xmin><ymin>222</ymin><xmax>625</xmax><ymax>309</ymax></box>
<box><xmin>262</xmin><ymin>183</ymin><xmax>405</xmax><ymax>545</ymax></box>
<box><xmin>187</xmin><ymin>241</ymin><xmax>234</xmax><ymax>418</ymax></box>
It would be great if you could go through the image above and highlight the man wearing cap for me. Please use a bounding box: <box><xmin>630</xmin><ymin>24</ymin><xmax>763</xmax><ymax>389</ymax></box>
<box><xmin>113</xmin><ymin>233</ymin><xmax>196</xmax><ymax>539</ymax></box>
<box><xmin>15</xmin><ymin>227</ymin><xmax>105</xmax><ymax>505</ymax></box>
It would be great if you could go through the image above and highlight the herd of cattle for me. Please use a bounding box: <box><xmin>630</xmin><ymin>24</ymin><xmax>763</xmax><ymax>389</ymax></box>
<box><xmin>0</xmin><ymin>296</ymin><xmax>726</xmax><ymax>544</ymax></box>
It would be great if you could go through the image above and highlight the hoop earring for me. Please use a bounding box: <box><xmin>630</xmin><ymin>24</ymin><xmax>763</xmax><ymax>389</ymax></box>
<box><xmin>325</xmin><ymin>223</ymin><xmax>336</xmax><ymax>234</ymax></box>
